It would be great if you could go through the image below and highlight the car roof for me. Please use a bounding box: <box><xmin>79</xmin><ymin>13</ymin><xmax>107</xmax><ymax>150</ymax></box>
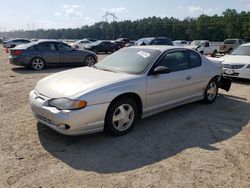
<box><xmin>129</xmin><ymin>45</ymin><xmax>184</xmax><ymax>52</ymax></box>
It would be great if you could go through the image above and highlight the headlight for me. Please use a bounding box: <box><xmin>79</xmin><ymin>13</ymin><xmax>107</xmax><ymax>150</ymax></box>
<box><xmin>49</xmin><ymin>98</ymin><xmax>87</xmax><ymax>110</ymax></box>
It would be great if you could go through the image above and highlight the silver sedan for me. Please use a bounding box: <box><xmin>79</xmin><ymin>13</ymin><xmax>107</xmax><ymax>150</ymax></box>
<box><xmin>30</xmin><ymin>46</ymin><xmax>231</xmax><ymax>136</ymax></box>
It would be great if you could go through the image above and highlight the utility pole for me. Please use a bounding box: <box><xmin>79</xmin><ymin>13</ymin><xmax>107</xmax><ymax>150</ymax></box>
<box><xmin>102</xmin><ymin>12</ymin><xmax>117</xmax><ymax>40</ymax></box>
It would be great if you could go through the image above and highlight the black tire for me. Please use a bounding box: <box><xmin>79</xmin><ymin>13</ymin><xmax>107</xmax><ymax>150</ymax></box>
<box><xmin>105</xmin><ymin>97</ymin><xmax>138</xmax><ymax>136</ymax></box>
<box><xmin>30</xmin><ymin>57</ymin><xmax>45</xmax><ymax>70</ymax></box>
<box><xmin>212</xmin><ymin>50</ymin><xmax>217</xmax><ymax>57</ymax></box>
<box><xmin>10</xmin><ymin>45</ymin><xmax>16</xmax><ymax>48</ymax></box>
<box><xmin>203</xmin><ymin>78</ymin><xmax>219</xmax><ymax>104</ymax></box>
<box><xmin>227</xmin><ymin>48</ymin><xmax>233</xmax><ymax>54</ymax></box>
<box><xmin>84</xmin><ymin>55</ymin><xmax>96</xmax><ymax>66</ymax></box>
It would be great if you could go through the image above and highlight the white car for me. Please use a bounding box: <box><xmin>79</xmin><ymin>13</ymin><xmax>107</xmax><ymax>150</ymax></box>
<box><xmin>173</xmin><ymin>40</ymin><xmax>189</xmax><ymax>46</ymax></box>
<box><xmin>3</xmin><ymin>38</ymin><xmax>30</xmax><ymax>48</ymax></box>
<box><xmin>190</xmin><ymin>40</ymin><xmax>219</xmax><ymax>57</ymax></box>
<box><xmin>30</xmin><ymin>46</ymin><xmax>231</xmax><ymax>136</ymax></box>
<box><xmin>72</xmin><ymin>39</ymin><xmax>97</xmax><ymax>49</ymax></box>
<box><xmin>221</xmin><ymin>44</ymin><xmax>250</xmax><ymax>80</ymax></box>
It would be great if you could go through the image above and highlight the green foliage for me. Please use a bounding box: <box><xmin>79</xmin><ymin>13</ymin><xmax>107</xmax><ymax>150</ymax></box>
<box><xmin>1</xmin><ymin>9</ymin><xmax>249</xmax><ymax>41</ymax></box>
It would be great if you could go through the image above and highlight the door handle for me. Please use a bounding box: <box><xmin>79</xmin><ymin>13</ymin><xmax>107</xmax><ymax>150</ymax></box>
<box><xmin>186</xmin><ymin>75</ymin><xmax>192</xmax><ymax>80</ymax></box>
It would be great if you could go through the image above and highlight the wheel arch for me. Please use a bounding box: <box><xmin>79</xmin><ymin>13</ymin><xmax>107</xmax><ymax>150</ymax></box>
<box><xmin>105</xmin><ymin>92</ymin><xmax>143</xmax><ymax>121</ymax></box>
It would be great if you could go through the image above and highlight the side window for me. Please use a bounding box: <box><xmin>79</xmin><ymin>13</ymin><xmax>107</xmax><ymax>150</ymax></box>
<box><xmin>37</xmin><ymin>42</ymin><xmax>57</xmax><ymax>51</ymax></box>
<box><xmin>158</xmin><ymin>51</ymin><xmax>189</xmax><ymax>72</ymax></box>
<box><xmin>188</xmin><ymin>51</ymin><xmax>202</xmax><ymax>68</ymax></box>
<box><xmin>56</xmin><ymin>43</ymin><xmax>71</xmax><ymax>51</ymax></box>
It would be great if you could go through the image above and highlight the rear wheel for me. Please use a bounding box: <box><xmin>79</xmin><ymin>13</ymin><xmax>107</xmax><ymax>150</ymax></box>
<box><xmin>84</xmin><ymin>55</ymin><xmax>96</xmax><ymax>66</ymax></box>
<box><xmin>227</xmin><ymin>48</ymin><xmax>233</xmax><ymax>54</ymax></box>
<box><xmin>30</xmin><ymin>58</ymin><xmax>45</xmax><ymax>70</ymax></box>
<box><xmin>203</xmin><ymin>78</ymin><xmax>219</xmax><ymax>104</ymax></box>
<box><xmin>212</xmin><ymin>50</ymin><xmax>217</xmax><ymax>57</ymax></box>
<box><xmin>105</xmin><ymin>97</ymin><xmax>138</xmax><ymax>136</ymax></box>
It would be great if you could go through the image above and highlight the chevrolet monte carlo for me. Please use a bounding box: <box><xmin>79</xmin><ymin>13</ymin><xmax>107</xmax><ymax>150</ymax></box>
<box><xmin>30</xmin><ymin>46</ymin><xmax>231</xmax><ymax>136</ymax></box>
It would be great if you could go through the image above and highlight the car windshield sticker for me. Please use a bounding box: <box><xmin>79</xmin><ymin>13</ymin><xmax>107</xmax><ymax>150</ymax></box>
<box><xmin>137</xmin><ymin>51</ymin><xmax>150</xmax><ymax>58</ymax></box>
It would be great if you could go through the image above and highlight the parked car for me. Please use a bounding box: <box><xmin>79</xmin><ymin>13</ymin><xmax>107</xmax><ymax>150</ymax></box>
<box><xmin>135</xmin><ymin>37</ymin><xmax>173</xmax><ymax>46</ymax></box>
<box><xmin>30</xmin><ymin>46</ymin><xmax>231</xmax><ymax>136</ymax></box>
<box><xmin>173</xmin><ymin>40</ymin><xmax>189</xmax><ymax>46</ymax></box>
<box><xmin>3</xmin><ymin>38</ymin><xmax>30</xmax><ymax>48</ymax></box>
<box><xmin>219</xmin><ymin>39</ymin><xmax>245</xmax><ymax>54</ymax></box>
<box><xmin>9</xmin><ymin>40</ymin><xmax>97</xmax><ymax>70</ymax></box>
<box><xmin>221</xmin><ymin>44</ymin><xmax>250</xmax><ymax>80</ymax></box>
<box><xmin>113</xmin><ymin>38</ymin><xmax>130</xmax><ymax>49</ymax></box>
<box><xmin>84</xmin><ymin>40</ymin><xmax>117</xmax><ymax>53</ymax></box>
<box><xmin>72</xmin><ymin>39</ymin><xmax>93</xmax><ymax>49</ymax></box>
<box><xmin>190</xmin><ymin>40</ymin><xmax>219</xmax><ymax>57</ymax></box>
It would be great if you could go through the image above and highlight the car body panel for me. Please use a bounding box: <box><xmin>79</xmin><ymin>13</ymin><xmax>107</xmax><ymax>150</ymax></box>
<box><xmin>30</xmin><ymin>46</ymin><xmax>225</xmax><ymax>135</ymax></box>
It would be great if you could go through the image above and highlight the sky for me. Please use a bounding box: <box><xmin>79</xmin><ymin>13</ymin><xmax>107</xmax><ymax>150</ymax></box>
<box><xmin>0</xmin><ymin>0</ymin><xmax>249</xmax><ymax>31</ymax></box>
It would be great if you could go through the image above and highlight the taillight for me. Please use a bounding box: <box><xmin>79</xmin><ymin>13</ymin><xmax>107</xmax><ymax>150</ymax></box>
<box><xmin>14</xmin><ymin>50</ymin><xmax>22</xmax><ymax>56</ymax></box>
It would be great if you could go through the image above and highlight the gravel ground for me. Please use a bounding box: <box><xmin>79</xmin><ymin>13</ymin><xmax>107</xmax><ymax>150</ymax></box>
<box><xmin>0</xmin><ymin>46</ymin><xmax>250</xmax><ymax>188</ymax></box>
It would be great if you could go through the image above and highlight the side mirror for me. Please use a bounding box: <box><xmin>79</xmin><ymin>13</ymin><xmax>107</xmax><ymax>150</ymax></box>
<box><xmin>151</xmin><ymin>66</ymin><xmax>170</xmax><ymax>75</ymax></box>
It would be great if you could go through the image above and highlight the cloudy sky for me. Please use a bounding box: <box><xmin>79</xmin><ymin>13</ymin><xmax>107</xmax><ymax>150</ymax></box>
<box><xmin>0</xmin><ymin>0</ymin><xmax>249</xmax><ymax>31</ymax></box>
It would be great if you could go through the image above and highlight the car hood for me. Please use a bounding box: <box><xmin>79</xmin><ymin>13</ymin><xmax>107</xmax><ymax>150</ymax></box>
<box><xmin>35</xmin><ymin>67</ymin><xmax>137</xmax><ymax>99</ymax></box>
<box><xmin>221</xmin><ymin>55</ymin><xmax>250</xmax><ymax>64</ymax></box>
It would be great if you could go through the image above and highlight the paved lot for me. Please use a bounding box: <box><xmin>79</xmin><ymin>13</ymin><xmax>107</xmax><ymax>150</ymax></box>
<box><xmin>0</xmin><ymin>46</ymin><xmax>250</xmax><ymax>187</ymax></box>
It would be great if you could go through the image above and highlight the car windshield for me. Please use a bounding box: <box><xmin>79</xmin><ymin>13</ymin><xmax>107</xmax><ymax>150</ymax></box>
<box><xmin>224</xmin><ymin>40</ymin><xmax>237</xmax><ymax>44</ymax></box>
<box><xmin>191</xmin><ymin>41</ymin><xmax>203</xmax><ymax>46</ymax></box>
<box><xmin>90</xmin><ymin>41</ymin><xmax>101</xmax><ymax>46</ymax></box>
<box><xmin>135</xmin><ymin>38</ymin><xmax>154</xmax><ymax>45</ymax></box>
<box><xmin>231</xmin><ymin>46</ymin><xmax>250</xmax><ymax>56</ymax></box>
<box><xmin>94</xmin><ymin>48</ymin><xmax>161</xmax><ymax>74</ymax></box>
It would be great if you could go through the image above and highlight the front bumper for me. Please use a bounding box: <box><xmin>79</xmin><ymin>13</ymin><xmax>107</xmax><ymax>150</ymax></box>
<box><xmin>29</xmin><ymin>90</ymin><xmax>110</xmax><ymax>135</ymax></box>
<box><xmin>222</xmin><ymin>68</ymin><xmax>250</xmax><ymax>80</ymax></box>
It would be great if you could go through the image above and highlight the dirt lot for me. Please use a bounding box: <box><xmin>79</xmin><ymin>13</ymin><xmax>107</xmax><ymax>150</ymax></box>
<box><xmin>0</xmin><ymin>46</ymin><xmax>250</xmax><ymax>188</ymax></box>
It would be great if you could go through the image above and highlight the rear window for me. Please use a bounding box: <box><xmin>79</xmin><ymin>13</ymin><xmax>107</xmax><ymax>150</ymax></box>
<box><xmin>224</xmin><ymin>40</ymin><xmax>237</xmax><ymax>44</ymax></box>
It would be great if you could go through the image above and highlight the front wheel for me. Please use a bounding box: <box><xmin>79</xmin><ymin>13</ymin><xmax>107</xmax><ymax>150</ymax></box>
<box><xmin>105</xmin><ymin>97</ymin><xmax>138</xmax><ymax>136</ymax></box>
<box><xmin>30</xmin><ymin>58</ymin><xmax>45</xmax><ymax>70</ymax></box>
<box><xmin>203</xmin><ymin>78</ymin><xmax>219</xmax><ymax>104</ymax></box>
<box><xmin>84</xmin><ymin>55</ymin><xmax>96</xmax><ymax>66</ymax></box>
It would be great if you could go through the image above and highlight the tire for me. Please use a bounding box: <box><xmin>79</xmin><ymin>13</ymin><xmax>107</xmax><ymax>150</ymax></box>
<box><xmin>10</xmin><ymin>45</ymin><xmax>16</xmax><ymax>48</ymax></box>
<box><xmin>84</xmin><ymin>55</ymin><xmax>96</xmax><ymax>66</ymax></box>
<box><xmin>227</xmin><ymin>48</ymin><xmax>233</xmax><ymax>54</ymax></box>
<box><xmin>212</xmin><ymin>50</ymin><xmax>217</xmax><ymax>57</ymax></box>
<box><xmin>203</xmin><ymin>78</ymin><xmax>219</xmax><ymax>104</ymax></box>
<box><xmin>105</xmin><ymin>97</ymin><xmax>138</xmax><ymax>136</ymax></box>
<box><xmin>30</xmin><ymin>57</ymin><xmax>45</xmax><ymax>70</ymax></box>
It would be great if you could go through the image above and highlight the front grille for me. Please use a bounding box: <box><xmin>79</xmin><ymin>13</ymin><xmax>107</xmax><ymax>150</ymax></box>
<box><xmin>222</xmin><ymin>64</ymin><xmax>245</xmax><ymax>69</ymax></box>
<box><xmin>36</xmin><ymin>114</ymin><xmax>55</xmax><ymax>125</ymax></box>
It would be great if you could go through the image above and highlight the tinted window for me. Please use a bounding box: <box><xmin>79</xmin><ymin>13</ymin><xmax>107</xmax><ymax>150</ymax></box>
<box><xmin>188</xmin><ymin>51</ymin><xmax>202</xmax><ymax>68</ymax></box>
<box><xmin>224</xmin><ymin>40</ymin><xmax>237</xmax><ymax>44</ymax></box>
<box><xmin>158</xmin><ymin>51</ymin><xmax>189</xmax><ymax>72</ymax></box>
<box><xmin>151</xmin><ymin>38</ymin><xmax>173</xmax><ymax>45</ymax></box>
<box><xmin>37</xmin><ymin>42</ymin><xmax>57</xmax><ymax>51</ymax></box>
<box><xmin>56</xmin><ymin>42</ymin><xmax>71</xmax><ymax>51</ymax></box>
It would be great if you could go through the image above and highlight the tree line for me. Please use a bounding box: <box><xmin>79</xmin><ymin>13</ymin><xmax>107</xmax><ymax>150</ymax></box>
<box><xmin>1</xmin><ymin>9</ymin><xmax>250</xmax><ymax>42</ymax></box>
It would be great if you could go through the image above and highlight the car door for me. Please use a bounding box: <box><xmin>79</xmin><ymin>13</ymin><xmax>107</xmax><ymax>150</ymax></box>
<box><xmin>36</xmin><ymin>42</ymin><xmax>59</xmax><ymax>64</ymax></box>
<box><xmin>56</xmin><ymin>42</ymin><xmax>81</xmax><ymax>64</ymax></box>
<box><xmin>146</xmin><ymin>50</ymin><xmax>197</xmax><ymax>113</ymax></box>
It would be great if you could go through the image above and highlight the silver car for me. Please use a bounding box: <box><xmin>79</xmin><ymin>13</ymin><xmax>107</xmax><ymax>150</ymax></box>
<box><xmin>30</xmin><ymin>46</ymin><xmax>231</xmax><ymax>136</ymax></box>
